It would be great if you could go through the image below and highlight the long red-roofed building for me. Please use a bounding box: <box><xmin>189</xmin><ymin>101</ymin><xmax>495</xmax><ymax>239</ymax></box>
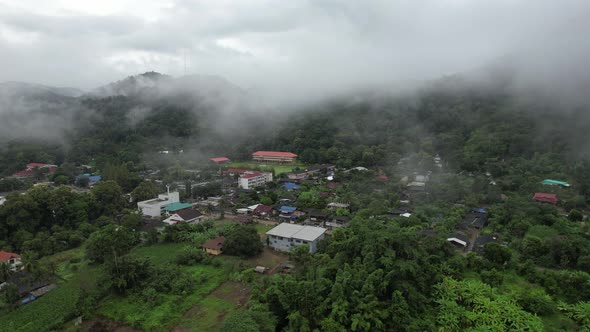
<box><xmin>533</xmin><ymin>193</ymin><xmax>558</xmax><ymax>205</ymax></box>
<box><xmin>252</xmin><ymin>151</ymin><xmax>297</xmax><ymax>163</ymax></box>
<box><xmin>209</xmin><ymin>157</ymin><xmax>230</xmax><ymax>163</ymax></box>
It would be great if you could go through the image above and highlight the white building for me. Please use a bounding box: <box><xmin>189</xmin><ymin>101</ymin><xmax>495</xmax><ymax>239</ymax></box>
<box><xmin>266</xmin><ymin>223</ymin><xmax>326</xmax><ymax>254</ymax></box>
<box><xmin>137</xmin><ymin>191</ymin><xmax>180</xmax><ymax>217</ymax></box>
<box><xmin>238</xmin><ymin>172</ymin><xmax>273</xmax><ymax>189</ymax></box>
<box><xmin>0</xmin><ymin>251</ymin><xmax>22</xmax><ymax>272</ymax></box>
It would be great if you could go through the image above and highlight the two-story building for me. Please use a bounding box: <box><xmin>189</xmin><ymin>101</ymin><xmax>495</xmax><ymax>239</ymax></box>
<box><xmin>266</xmin><ymin>223</ymin><xmax>326</xmax><ymax>254</ymax></box>
<box><xmin>252</xmin><ymin>151</ymin><xmax>297</xmax><ymax>163</ymax></box>
<box><xmin>137</xmin><ymin>191</ymin><xmax>180</xmax><ymax>217</ymax></box>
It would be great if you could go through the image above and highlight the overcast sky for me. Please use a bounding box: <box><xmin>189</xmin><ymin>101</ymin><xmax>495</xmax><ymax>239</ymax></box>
<box><xmin>1</xmin><ymin>0</ymin><xmax>589</xmax><ymax>98</ymax></box>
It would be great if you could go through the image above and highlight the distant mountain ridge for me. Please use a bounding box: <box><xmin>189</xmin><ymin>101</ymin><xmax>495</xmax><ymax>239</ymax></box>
<box><xmin>0</xmin><ymin>81</ymin><xmax>84</xmax><ymax>99</ymax></box>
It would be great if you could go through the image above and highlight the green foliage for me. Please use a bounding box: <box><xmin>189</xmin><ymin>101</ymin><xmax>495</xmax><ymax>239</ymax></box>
<box><xmin>223</xmin><ymin>226</ymin><xmax>263</xmax><ymax>258</ymax></box>
<box><xmin>0</xmin><ymin>277</ymin><xmax>82</xmax><ymax>332</ymax></box>
<box><xmin>85</xmin><ymin>224</ymin><xmax>138</xmax><ymax>263</ymax></box>
<box><xmin>221</xmin><ymin>310</ymin><xmax>260</xmax><ymax>332</ymax></box>
<box><xmin>435</xmin><ymin>277</ymin><xmax>543</xmax><ymax>331</ymax></box>
<box><xmin>103</xmin><ymin>256</ymin><xmax>152</xmax><ymax>294</ymax></box>
<box><xmin>517</xmin><ymin>288</ymin><xmax>556</xmax><ymax>315</ymax></box>
<box><xmin>91</xmin><ymin>180</ymin><xmax>126</xmax><ymax>217</ymax></box>
<box><xmin>559</xmin><ymin>301</ymin><xmax>590</xmax><ymax>330</ymax></box>
<box><xmin>483</xmin><ymin>243</ymin><xmax>512</xmax><ymax>266</ymax></box>
<box><xmin>131</xmin><ymin>180</ymin><xmax>158</xmax><ymax>202</ymax></box>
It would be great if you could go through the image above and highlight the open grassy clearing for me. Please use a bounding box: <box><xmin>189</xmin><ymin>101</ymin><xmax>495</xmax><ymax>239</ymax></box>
<box><xmin>227</xmin><ymin>162</ymin><xmax>307</xmax><ymax>175</ymax></box>
<box><xmin>172</xmin><ymin>281</ymin><xmax>250</xmax><ymax>332</ymax></box>
<box><xmin>97</xmin><ymin>243</ymin><xmax>234</xmax><ymax>331</ymax></box>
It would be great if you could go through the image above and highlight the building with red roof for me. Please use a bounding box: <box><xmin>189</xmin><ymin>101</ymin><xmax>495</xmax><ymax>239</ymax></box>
<box><xmin>222</xmin><ymin>168</ymin><xmax>248</xmax><ymax>175</ymax></box>
<box><xmin>0</xmin><ymin>251</ymin><xmax>22</xmax><ymax>271</ymax></box>
<box><xmin>253</xmin><ymin>204</ymin><xmax>273</xmax><ymax>217</ymax></box>
<box><xmin>13</xmin><ymin>163</ymin><xmax>57</xmax><ymax>178</ymax></box>
<box><xmin>533</xmin><ymin>193</ymin><xmax>558</xmax><ymax>205</ymax></box>
<box><xmin>252</xmin><ymin>151</ymin><xmax>297</xmax><ymax>163</ymax></box>
<box><xmin>209</xmin><ymin>157</ymin><xmax>230</xmax><ymax>163</ymax></box>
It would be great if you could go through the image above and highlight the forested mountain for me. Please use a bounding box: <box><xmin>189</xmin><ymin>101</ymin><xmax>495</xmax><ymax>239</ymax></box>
<box><xmin>2</xmin><ymin>70</ymin><xmax>590</xmax><ymax>331</ymax></box>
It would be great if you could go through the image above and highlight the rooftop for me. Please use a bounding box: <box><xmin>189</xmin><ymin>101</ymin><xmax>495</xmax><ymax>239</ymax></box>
<box><xmin>542</xmin><ymin>179</ymin><xmax>570</xmax><ymax>187</ymax></box>
<box><xmin>241</xmin><ymin>172</ymin><xmax>264</xmax><ymax>179</ymax></box>
<box><xmin>223</xmin><ymin>168</ymin><xmax>248</xmax><ymax>174</ymax></box>
<box><xmin>266</xmin><ymin>223</ymin><xmax>326</xmax><ymax>241</ymax></box>
<box><xmin>0</xmin><ymin>251</ymin><xmax>20</xmax><ymax>262</ymax></box>
<box><xmin>280</xmin><ymin>206</ymin><xmax>297</xmax><ymax>213</ymax></box>
<box><xmin>283</xmin><ymin>182</ymin><xmax>301</xmax><ymax>190</ymax></box>
<box><xmin>202</xmin><ymin>236</ymin><xmax>226</xmax><ymax>250</ymax></box>
<box><xmin>252</xmin><ymin>151</ymin><xmax>298</xmax><ymax>158</ymax></box>
<box><xmin>165</xmin><ymin>202</ymin><xmax>193</xmax><ymax>212</ymax></box>
<box><xmin>210</xmin><ymin>157</ymin><xmax>230</xmax><ymax>163</ymax></box>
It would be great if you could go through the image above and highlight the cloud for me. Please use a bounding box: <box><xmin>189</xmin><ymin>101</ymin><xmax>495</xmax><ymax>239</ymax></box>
<box><xmin>0</xmin><ymin>0</ymin><xmax>588</xmax><ymax>103</ymax></box>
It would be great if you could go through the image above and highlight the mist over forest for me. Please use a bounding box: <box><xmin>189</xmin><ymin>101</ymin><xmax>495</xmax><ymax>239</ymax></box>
<box><xmin>2</xmin><ymin>1</ymin><xmax>590</xmax><ymax>331</ymax></box>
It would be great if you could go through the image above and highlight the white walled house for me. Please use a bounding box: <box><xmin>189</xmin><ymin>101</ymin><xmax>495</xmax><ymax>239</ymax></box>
<box><xmin>266</xmin><ymin>223</ymin><xmax>326</xmax><ymax>254</ymax></box>
<box><xmin>137</xmin><ymin>191</ymin><xmax>180</xmax><ymax>217</ymax></box>
<box><xmin>0</xmin><ymin>251</ymin><xmax>22</xmax><ymax>272</ymax></box>
<box><xmin>238</xmin><ymin>172</ymin><xmax>273</xmax><ymax>189</ymax></box>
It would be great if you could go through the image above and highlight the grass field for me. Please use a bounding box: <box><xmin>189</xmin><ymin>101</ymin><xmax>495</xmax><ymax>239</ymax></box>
<box><xmin>97</xmin><ymin>243</ymin><xmax>234</xmax><ymax>331</ymax></box>
<box><xmin>228</xmin><ymin>162</ymin><xmax>307</xmax><ymax>175</ymax></box>
<box><xmin>173</xmin><ymin>282</ymin><xmax>249</xmax><ymax>331</ymax></box>
<box><xmin>0</xmin><ymin>257</ymin><xmax>100</xmax><ymax>332</ymax></box>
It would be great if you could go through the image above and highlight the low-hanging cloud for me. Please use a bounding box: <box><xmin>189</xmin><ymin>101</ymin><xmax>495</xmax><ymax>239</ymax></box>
<box><xmin>0</xmin><ymin>0</ymin><xmax>589</xmax><ymax>105</ymax></box>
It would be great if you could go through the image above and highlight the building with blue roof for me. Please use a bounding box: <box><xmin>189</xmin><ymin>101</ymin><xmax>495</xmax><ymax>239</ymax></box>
<box><xmin>283</xmin><ymin>182</ymin><xmax>300</xmax><ymax>191</ymax></box>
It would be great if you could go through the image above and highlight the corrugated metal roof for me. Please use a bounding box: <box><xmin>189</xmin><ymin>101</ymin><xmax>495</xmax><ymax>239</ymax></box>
<box><xmin>266</xmin><ymin>223</ymin><xmax>326</xmax><ymax>241</ymax></box>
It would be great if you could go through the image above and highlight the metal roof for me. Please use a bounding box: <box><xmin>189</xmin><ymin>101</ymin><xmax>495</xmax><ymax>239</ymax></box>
<box><xmin>165</xmin><ymin>202</ymin><xmax>193</xmax><ymax>211</ymax></box>
<box><xmin>252</xmin><ymin>151</ymin><xmax>297</xmax><ymax>157</ymax></box>
<box><xmin>542</xmin><ymin>179</ymin><xmax>570</xmax><ymax>187</ymax></box>
<box><xmin>266</xmin><ymin>223</ymin><xmax>326</xmax><ymax>241</ymax></box>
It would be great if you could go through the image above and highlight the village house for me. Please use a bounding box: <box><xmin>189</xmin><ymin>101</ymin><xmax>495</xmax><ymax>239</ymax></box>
<box><xmin>163</xmin><ymin>208</ymin><xmax>205</xmax><ymax>225</ymax></box>
<box><xmin>286</xmin><ymin>164</ymin><xmax>336</xmax><ymax>180</ymax></box>
<box><xmin>252</xmin><ymin>151</ymin><xmax>298</xmax><ymax>163</ymax></box>
<box><xmin>327</xmin><ymin>202</ymin><xmax>350</xmax><ymax>210</ymax></box>
<box><xmin>0</xmin><ymin>251</ymin><xmax>22</xmax><ymax>271</ymax></box>
<box><xmin>447</xmin><ymin>232</ymin><xmax>469</xmax><ymax>251</ymax></box>
<box><xmin>306</xmin><ymin>209</ymin><xmax>329</xmax><ymax>226</ymax></box>
<box><xmin>266</xmin><ymin>223</ymin><xmax>327</xmax><ymax>254</ymax></box>
<box><xmin>325</xmin><ymin>215</ymin><xmax>351</xmax><ymax>230</ymax></box>
<box><xmin>202</xmin><ymin>236</ymin><xmax>226</xmax><ymax>256</ymax></box>
<box><xmin>278</xmin><ymin>206</ymin><xmax>304</xmax><ymax>221</ymax></box>
<box><xmin>137</xmin><ymin>191</ymin><xmax>180</xmax><ymax>217</ymax></box>
<box><xmin>195</xmin><ymin>196</ymin><xmax>223</xmax><ymax>209</ymax></box>
<box><xmin>533</xmin><ymin>192</ymin><xmax>558</xmax><ymax>205</ymax></box>
<box><xmin>238</xmin><ymin>171</ymin><xmax>273</xmax><ymax>189</ymax></box>
<box><xmin>458</xmin><ymin>210</ymin><xmax>488</xmax><ymax>230</ymax></box>
<box><xmin>252</xmin><ymin>204</ymin><xmax>273</xmax><ymax>218</ymax></box>
<box><xmin>12</xmin><ymin>163</ymin><xmax>58</xmax><ymax>179</ymax></box>
<box><xmin>282</xmin><ymin>182</ymin><xmax>300</xmax><ymax>191</ymax></box>
<box><xmin>472</xmin><ymin>234</ymin><xmax>500</xmax><ymax>254</ymax></box>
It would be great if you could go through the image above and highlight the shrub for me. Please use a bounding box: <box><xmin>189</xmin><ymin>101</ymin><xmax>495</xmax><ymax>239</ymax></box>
<box><xmin>517</xmin><ymin>288</ymin><xmax>556</xmax><ymax>315</ymax></box>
